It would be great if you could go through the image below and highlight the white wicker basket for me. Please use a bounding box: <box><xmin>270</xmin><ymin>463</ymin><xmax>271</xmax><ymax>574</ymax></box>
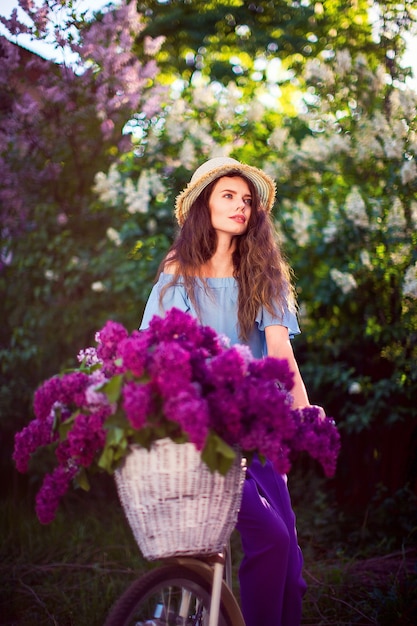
<box><xmin>114</xmin><ymin>438</ymin><xmax>246</xmax><ymax>560</ymax></box>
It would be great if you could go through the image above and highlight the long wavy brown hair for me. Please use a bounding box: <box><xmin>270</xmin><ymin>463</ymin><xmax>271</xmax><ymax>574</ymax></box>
<box><xmin>157</xmin><ymin>171</ymin><xmax>296</xmax><ymax>341</ymax></box>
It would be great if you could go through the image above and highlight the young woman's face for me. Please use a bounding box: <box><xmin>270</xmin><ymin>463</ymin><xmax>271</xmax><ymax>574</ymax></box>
<box><xmin>208</xmin><ymin>176</ymin><xmax>252</xmax><ymax>236</ymax></box>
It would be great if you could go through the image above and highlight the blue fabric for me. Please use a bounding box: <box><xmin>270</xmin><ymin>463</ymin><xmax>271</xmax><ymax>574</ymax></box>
<box><xmin>139</xmin><ymin>272</ymin><xmax>300</xmax><ymax>358</ymax></box>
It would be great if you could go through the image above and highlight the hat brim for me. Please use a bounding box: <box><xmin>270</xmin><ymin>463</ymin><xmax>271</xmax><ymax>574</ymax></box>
<box><xmin>175</xmin><ymin>162</ymin><xmax>276</xmax><ymax>226</ymax></box>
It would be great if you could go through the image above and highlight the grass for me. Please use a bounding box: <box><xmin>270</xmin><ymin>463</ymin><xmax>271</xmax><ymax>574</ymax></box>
<box><xmin>1</xmin><ymin>475</ymin><xmax>147</xmax><ymax>625</ymax></box>
<box><xmin>1</xmin><ymin>470</ymin><xmax>416</xmax><ymax>625</ymax></box>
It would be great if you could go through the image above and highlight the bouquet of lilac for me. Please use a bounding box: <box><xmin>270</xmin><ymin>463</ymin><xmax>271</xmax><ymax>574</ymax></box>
<box><xmin>13</xmin><ymin>308</ymin><xmax>340</xmax><ymax>524</ymax></box>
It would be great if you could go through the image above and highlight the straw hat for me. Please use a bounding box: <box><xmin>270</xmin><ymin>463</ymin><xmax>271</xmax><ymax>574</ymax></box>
<box><xmin>174</xmin><ymin>157</ymin><xmax>276</xmax><ymax>226</ymax></box>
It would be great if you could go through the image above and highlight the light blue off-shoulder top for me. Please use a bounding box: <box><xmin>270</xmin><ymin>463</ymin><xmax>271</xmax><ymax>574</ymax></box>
<box><xmin>139</xmin><ymin>273</ymin><xmax>300</xmax><ymax>358</ymax></box>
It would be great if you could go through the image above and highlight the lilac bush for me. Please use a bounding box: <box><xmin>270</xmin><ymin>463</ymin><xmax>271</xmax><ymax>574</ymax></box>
<box><xmin>13</xmin><ymin>309</ymin><xmax>340</xmax><ymax>523</ymax></box>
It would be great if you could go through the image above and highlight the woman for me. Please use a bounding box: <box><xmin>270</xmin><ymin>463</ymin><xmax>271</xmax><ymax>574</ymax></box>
<box><xmin>140</xmin><ymin>156</ymin><xmax>320</xmax><ymax>626</ymax></box>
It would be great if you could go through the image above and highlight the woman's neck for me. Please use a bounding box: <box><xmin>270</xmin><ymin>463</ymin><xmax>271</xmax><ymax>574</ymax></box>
<box><xmin>201</xmin><ymin>237</ymin><xmax>235</xmax><ymax>278</ymax></box>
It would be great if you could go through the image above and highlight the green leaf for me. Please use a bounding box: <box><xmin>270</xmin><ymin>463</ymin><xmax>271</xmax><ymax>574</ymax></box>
<box><xmin>97</xmin><ymin>446</ymin><xmax>114</xmax><ymax>473</ymax></box>
<box><xmin>58</xmin><ymin>412</ymin><xmax>78</xmax><ymax>439</ymax></box>
<box><xmin>100</xmin><ymin>375</ymin><xmax>123</xmax><ymax>404</ymax></box>
<box><xmin>104</xmin><ymin>409</ymin><xmax>130</xmax><ymax>430</ymax></box>
<box><xmin>106</xmin><ymin>426</ymin><xmax>126</xmax><ymax>447</ymax></box>
<box><xmin>201</xmin><ymin>432</ymin><xmax>236</xmax><ymax>476</ymax></box>
<box><xmin>74</xmin><ymin>467</ymin><xmax>91</xmax><ymax>492</ymax></box>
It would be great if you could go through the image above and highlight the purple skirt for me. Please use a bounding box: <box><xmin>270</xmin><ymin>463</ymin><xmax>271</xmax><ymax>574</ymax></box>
<box><xmin>236</xmin><ymin>458</ymin><xmax>307</xmax><ymax>626</ymax></box>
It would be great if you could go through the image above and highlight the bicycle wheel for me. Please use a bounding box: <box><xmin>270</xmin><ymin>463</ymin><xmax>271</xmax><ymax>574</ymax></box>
<box><xmin>104</xmin><ymin>562</ymin><xmax>241</xmax><ymax>626</ymax></box>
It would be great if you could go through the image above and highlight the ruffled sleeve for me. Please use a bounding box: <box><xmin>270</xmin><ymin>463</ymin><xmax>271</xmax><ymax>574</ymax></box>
<box><xmin>255</xmin><ymin>302</ymin><xmax>300</xmax><ymax>338</ymax></box>
<box><xmin>139</xmin><ymin>273</ymin><xmax>192</xmax><ymax>330</ymax></box>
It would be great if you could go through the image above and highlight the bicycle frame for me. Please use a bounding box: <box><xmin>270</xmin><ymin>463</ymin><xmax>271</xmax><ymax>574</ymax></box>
<box><xmin>170</xmin><ymin>553</ymin><xmax>246</xmax><ymax>626</ymax></box>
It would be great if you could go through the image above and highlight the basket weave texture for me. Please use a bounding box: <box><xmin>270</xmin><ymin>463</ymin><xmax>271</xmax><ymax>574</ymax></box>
<box><xmin>115</xmin><ymin>438</ymin><xmax>246</xmax><ymax>560</ymax></box>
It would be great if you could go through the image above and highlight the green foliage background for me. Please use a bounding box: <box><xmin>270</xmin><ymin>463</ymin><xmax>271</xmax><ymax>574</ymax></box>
<box><xmin>1</xmin><ymin>0</ymin><xmax>416</xmax><ymax>521</ymax></box>
<box><xmin>1</xmin><ymin>1</ymin><xmax>417</xmax><ymax>623</ymax></box>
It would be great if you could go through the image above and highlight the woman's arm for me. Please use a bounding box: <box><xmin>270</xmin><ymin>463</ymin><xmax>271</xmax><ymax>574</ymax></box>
<box><xmin>265</xmin><ymin>324</ymin><xmax>311</xmax><ymax>409</ymax></box>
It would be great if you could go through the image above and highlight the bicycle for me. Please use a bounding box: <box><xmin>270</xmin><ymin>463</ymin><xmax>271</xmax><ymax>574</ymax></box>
<box><xmin>103</xmin><ymin>439</ymin><xmax>247</xmax><ymax>626</ymax></box>
<box><xmin>103</xmin><ymin>544</ymin><xmax>245</xmax><ymax>626</ymax></box>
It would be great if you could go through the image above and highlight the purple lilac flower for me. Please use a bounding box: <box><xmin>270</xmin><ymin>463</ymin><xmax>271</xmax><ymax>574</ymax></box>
<box><xmin>122</xmin><ymin>381</ymin><xmax>154</xmax><ymax>430</ymax></box>
<box><xmin>207</xmin><ymin>389</ymin><xmax>244</xmax><ymax>445</ymax></box>
<box><xmin>290</xmin><ymin>406</ymin><xmax>341</xmax><ymax>477</ymax></box>
<box><xmin>13</xmin><ymin>308</ymin><xmax>342</xmax><ymax>524</ymax></box>
<box><xmin>13</xmin><ymin>413</ymin><xmax>55</xmax><ymax>473</ymax></box>
<box><xmin>35</xmin><ymin>464</ymin><xmax>78</xmax><ymax>524</ymax></box>
<box><xmin>227</xmin><ymin>379</ymin><xmax>294</xmax><ymax>469</ymax></box>
<box><xmin>34</xmin><ymin>372</ymin><xmax>90</xmax><ymax>421</ymax></box>
<box><xmin>148</xmin><ymin>341</ymin><xmax>193</xmax><ymax>397</ymax></box>
<box><xmin>148</xmin><ymin>307</ymin><xmax>199</xmax><ymax>343</ymax></box>
<box><xmin>85</xmin><ymin>370</ymin><xmax>111</xmax><ymax>409</ymax></box>
<box><xmin>192</xmin><ymin>323</ymin><xmax>226</xmax><ymax>357</ymax></box>
<box><xmin>95</xmin><ymin>320</ymin><xmax>128</xmax><ymax>371</ymax></box>
<box><xmin>206</xmin><ymin>345</ymin><xmax>249</xmax><ymax>390</ymax></box>
<box><xmin>245</xmin><ymin>379</ymin><xmax>295</xmax><ymax>439</ymax></box>
<box><xmin>67</xmin><ymin>409</ymin><xmax>108</xmax><ymax>467</ymax></box>
<box><xmin>55</xmin><ymin>439</ymin><xmax>72</xmax><ymax>464</ymax></box>
<box><xmin>163</xmin><ymin>387</ymin><xmax>209</xmax><ymax>450</ymax></box>
<box><xmin>148</xmin><ymin>308</ymin><xmax>222</xmax><ymax>357</ymax></box>
<box><xmin>33</xmin><ymin>376</ymin><xmax>63</xmax><ymax>420</ymax></box>
<box><xmin>60</xmin><ymin>371</ymin><xmax>90</xmax><ymax>408</ymax></box>
<box><xmin>77</xmin><ymin>346</ymin><xmax>100</xmax><ymax>367</ymax></box>
<box><xmin>248</xmin><ymin>356</ymin><xmax>294</xmax><ymax>393</ymax></box>
<box><xmin>268</xmin><ymin>443</ymin><xmax>292</xmax><ymax>475</ymax></box>
<box><xmin>117</xmin><ymin>330</ymin><xmax>150</xmax><ymax>377</ymax></box>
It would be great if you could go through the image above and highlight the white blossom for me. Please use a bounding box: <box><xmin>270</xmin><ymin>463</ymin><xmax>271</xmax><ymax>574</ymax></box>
<box><xmin>330</xmin><ymin>268</ymin><xmax>357</xmax><ymax>294</ymax></box>
<box><xmin>349</xmin><ymin>381</ymin><xmax>362</xmax><ymax>394</ymax></box>
<box><xmin>45</xmin><ymin>269</ymin><xmax>58</xmax><ymax>281</ymax></box>
<box><xmin>192</xmin><ymin>79</ymin><xmax>217</xmax><ymax>109</ymax></box>
<box><xmin>328</xmin><ymin>132</ymin><xmax>351</xmax><ymax>154</ymax></box>
<box><xmin>165</xmin><ymin>100</ymin><xmax>187</xmax><ymax>143</ymax></box>
<box><xmin>354</xmin><ymin>124</ymin><xmax>384</xmax><ymax>161</ymax></box>
<box><xmin>383</xmin><ymin>136</ymin><xmax>404</xmax><ymax>160</ymax></box>
<box><xmin>390</xmin><ymin>244</ymin><xmax>411</xmax><ymax>265</ymax></box>
<box><xmin>322</xmin><ymin>221</ymin><xmax>338</xmax><ymax>243</ymax></box>
<box><xmin>93</xmin><ymin>165</ymin><xmax>121</xmax><ymax>206</ymax></box>
<box><xmin>410</xmin><ymin>201</ymin><xmax>417</xmax><ymax>227</ymax></box>
<box><xmin>214</xmin><ymin>82</ymin><xmax>243</xmax><ymax>124</ymax></box>
<box><xmin>299</xmin><ymin>134</ymin><xmax>330</xmax><ymax>162</ymax></box>
<box><xmin>402</xmin><ymin>262</ymin><xmax>417</xmax><ymax>299</ymax></box>
<box><xmin>148</xmin><ymin>218</ymin><xmax>157</xmax><ymax>234</ymax></box>
<box><xmin>179</xmin><ymin>139</ymin><xmax>197</xmax><ymax>169</ymax></box>
<box><xmin>335</xmin><ymin>49</ymin><xmax>352</xmax><ymax>76</ymax></box>
<box><xmin>345</xmin><ymin>187</ymin><xmax>368</xmax><ymax>228</ymax></box>
<box><xmin>390</xmin><ymin>88</ymin><xmax>417</xmax><ymax>120</ymax></box>
<box><xmin>386</xmin><ymin>197</ymin><xmax>406</xmax><ymax>231</ymax></box>
<box><xmin>125</xmin><ymin>171</ymin><xmax>151</xmax><ymax>214</ymax></box>
<box><xmin>289</xmin><ymin>201</ymin><xmax>314</xmax><ymax>246</ymax></box>
<box><xmin>360</xmin><ymin>250</ymin><xmax>372</xmax><ymax>269</ymax></box>
<box><xmin>91</xmin><ymin>281</ymin><xmax>106</xmax><ymax>292</ymax></box>
<box><xmin>400</xmin><ymin>159</ymin><xmax>417</xmax><ymax>185</ymax></box>
<box><xmin>372</xmin><ymin>64</ymin><xmax>387</xmax><ymax>93</ymax></box>
<box><xmin>372</xmin><ymin>111</ymin><xmax>390</xmax><ymax>136</ymax></box>
<box><xmin>247</xmin><ymin>99</ymin><xmax>266</xmax><ymax>122</ymax></box>
<box><xmin>147</xmin><ymin>169</ymin><xmax>166</xmax><ymax>197</ymax></box>
<box><xmin>323</xmin><ymin>200</ymin><xmax>340</xmax><ymax>243</ymax></box>
<box><xmin>187</xmin><ymin>119</ymin><xmax>213</xmax><ymax>146</ymax></box>
<box><xmin>304</xmin><ymin>58</ymin><xmax>335</xmax><ymax>86</ymax></box>
<box><xmin>106</xmin><ymin>227</ymin><xmax>122</xmax><ymax>246</ymax></box>
<box><xmin>268</xmin><ymin>127</ymin><xmax>289</xmax><ymax>151</ymax></box>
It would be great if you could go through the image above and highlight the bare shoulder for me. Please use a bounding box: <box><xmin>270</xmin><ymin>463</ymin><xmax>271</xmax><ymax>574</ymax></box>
<box><xmin>163</xmin><ymin>253</ymin><xmax>178</xmax><ymax>275</ymax></box>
